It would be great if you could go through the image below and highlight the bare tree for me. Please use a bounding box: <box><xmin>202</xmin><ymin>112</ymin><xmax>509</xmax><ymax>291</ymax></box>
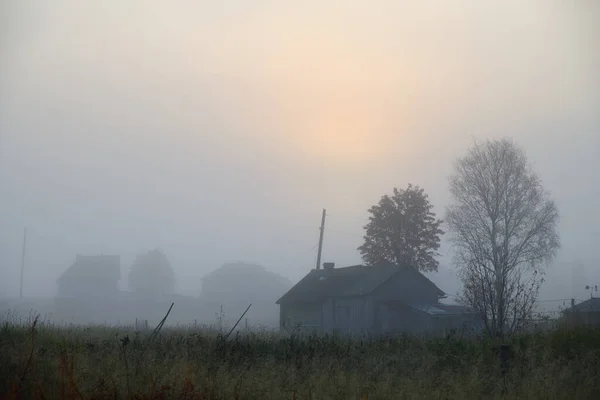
<box><xmin>446</xmin><ymin>138</ymin><xmax>559</xmax><ymax>338</ymax></box>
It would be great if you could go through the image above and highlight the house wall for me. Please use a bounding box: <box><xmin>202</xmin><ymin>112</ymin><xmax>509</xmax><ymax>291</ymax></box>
<box><xmin>322</xmin><ymin>298</ymin><xmax>334</xmax><ymax>333</ymax></box>
<box><xmin>279</xmin><ymin>268</ymin><xmax>458</xmax><ymax>336</ymax></box>
<box><xmin>565</xmin><ymin>311</ymin><xmax>600</xmax><ymax>327</ymax></box>
<box><xmin>373</xmin><ymin>302</ymin><xmax>390</xmax><ymax>333</ymax></box>
<box><xmin>329</xmin><ymin>297</ymin><xmax>369</xmax><ymax>335</ymax></box>
<box><xmin>280</xmin><ymin>302</ymin><xmax>322</xmax><ymax>333</ymax></box>
<box><xmin>364</xmin><ymin>271</ymin><xmax>442</xmax><ymax>335</ymax></box>
<box><xmin>282</xmin><ymin>300</ymin><xmax>482</xmax><ymax>337</ymax></box>
<box><xmin>376</xmin><ymin>303</ymin><xmax>433</xmax><ymax>335</ymax></box>
<box><xmin>280</xmin><ymin>297</ymin><xmax>371</xmax><ymax>336</ymax></box>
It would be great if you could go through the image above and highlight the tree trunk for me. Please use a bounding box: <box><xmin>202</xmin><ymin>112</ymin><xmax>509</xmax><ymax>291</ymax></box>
<box><xmin>495</xmin><ymin>268</ymin><xmax>504</xmax><ymax>338</ymax></box>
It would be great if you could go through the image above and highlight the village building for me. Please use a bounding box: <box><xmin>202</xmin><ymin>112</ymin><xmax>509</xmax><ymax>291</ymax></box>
<box><xmin>199</xmin><ymin>262</ymin><xmax>292</xmax><ymax>328</ymax></box>
<box><xmin>563</xmin><ymin>297</ymin><xmax>600</xmax><ymax>328</ymax></box>
<box><xmin>56</xmin><ymin>254</ymin><xmax>121</xmax><ymax>298</ymax></box>
<box><xmin>276</xmin><ymin>261</ymin><xmax>482</xmax><ymax>336</ymax></box>
<box><xmin>54</xmin><ymin>255</ymin><xmax>122</xmax><ymax>324</ymax></box>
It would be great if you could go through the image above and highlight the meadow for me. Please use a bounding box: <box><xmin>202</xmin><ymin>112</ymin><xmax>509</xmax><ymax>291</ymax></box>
<box><xmin>1</xmin><ymin>314</ymin><xmax>600</xmax><ymax>400</ymax></box>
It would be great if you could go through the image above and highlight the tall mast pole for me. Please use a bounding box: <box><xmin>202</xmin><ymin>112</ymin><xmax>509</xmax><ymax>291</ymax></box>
<box><xmin>20</xmin><ymin>227</ymin><xmax>27</xmax><ymax>299</ymax></box>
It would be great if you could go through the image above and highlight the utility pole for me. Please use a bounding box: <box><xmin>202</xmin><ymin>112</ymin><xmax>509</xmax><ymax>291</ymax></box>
<box><xmin>20</xmin><ymin>227</ymin><xmax>27</xmax><ymax>300</ymax></box>
<box><xmin>315</xmin><ymin>209</ymin><xmax>326</xmax><ymax>270</ymax></box>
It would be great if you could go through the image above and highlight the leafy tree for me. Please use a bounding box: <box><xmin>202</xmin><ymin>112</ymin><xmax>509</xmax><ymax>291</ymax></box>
<box><xmin>446</xmin><ymin>138</ymin><xmax>560</xmax><ymax>338</ymax></box>
<box><xmin>358</xmin><ymin>184</ymin><xmax>444</xmax><ymax>272</ymax></box>
<box><xmin>128</xmin><ymin>248</ymin><xmax>175</xmax><ymax>296</ymax></box>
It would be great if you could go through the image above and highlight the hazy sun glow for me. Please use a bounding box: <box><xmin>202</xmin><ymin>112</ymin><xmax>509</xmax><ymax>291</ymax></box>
<box><xmin>187</xmin><ymin>3</ymin><xmax>437</xmax><ymax>166</ymax></box>
<box><xmin>10</xmin><ymin>1</ymin><xmax>579</xmax><ymax>168</ymax></box>
<box><xmin>2</xmin><ymin>0</ymin><xmax>598</xmax><ymax>300</ymax></box>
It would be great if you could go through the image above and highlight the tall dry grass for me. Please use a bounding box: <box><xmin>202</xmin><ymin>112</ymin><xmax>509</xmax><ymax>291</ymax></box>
<box><xmin>1</xmin><ymin>318</ymin><xmax>599</xmax><ymax>399</ymax></box>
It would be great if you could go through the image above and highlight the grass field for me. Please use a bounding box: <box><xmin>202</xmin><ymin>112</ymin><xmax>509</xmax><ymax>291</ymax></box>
<box><xmin>1</xmin><ymin>317</ymin><xmax>600</xmax><ymax>400</ymax></box>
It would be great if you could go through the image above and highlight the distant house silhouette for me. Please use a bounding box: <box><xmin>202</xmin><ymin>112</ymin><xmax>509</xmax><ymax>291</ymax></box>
<box><xmin>56</xmin><ymin>255</ymin><xmax>120</xmax><ymax>298</ymax></box>
<box><xmin>201</xmin><ymin>262</ymin><xmax>292</xmax><ymax>300</ymax></box>
<box><xmin>199</xmin><ymin>262</ymin><xmax>293</xmax><ymax>326</ymax></box>
<box><xmin>277</xmin><ymin>261</ymin><xmax>481</xmax><ymax>336</ymax></box>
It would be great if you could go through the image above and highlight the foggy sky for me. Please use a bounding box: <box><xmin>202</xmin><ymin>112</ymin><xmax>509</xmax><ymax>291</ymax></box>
<box><xmin>1</xmin><ymin>0</ymin><xmax>599</xmax><ymax>304</ymax></box>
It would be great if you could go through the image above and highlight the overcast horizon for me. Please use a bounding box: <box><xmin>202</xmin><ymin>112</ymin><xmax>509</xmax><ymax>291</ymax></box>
<box><xmin>1</xmin><ymin>1</ymin><xmax>599</xmax><ymax>308</ymax></box>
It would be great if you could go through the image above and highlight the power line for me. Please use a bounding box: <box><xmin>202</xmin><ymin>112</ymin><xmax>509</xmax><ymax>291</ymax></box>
<box><xmin>535</xmin><ymin>298</ymin><xmax>573</xmax><ymax>303</ymax></box>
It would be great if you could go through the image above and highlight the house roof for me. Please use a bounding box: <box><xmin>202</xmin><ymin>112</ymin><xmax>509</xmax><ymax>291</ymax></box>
<box><xmin>276</xmin><ymin>261</ymin><xmax>445</xmax><ymax>304</ymax></box>
<box><xmin>565</xmin><ymin>297</ymin><xmax>600</xmax><ymax>313</ymax></box>
<box><xmin>57</xmin><ymin>255</ymin><xmax>121</xmax><ymax>284</ymax></box>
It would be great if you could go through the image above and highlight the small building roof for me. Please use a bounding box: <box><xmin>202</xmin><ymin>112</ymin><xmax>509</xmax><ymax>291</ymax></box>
<box><xmin>201</xmin><ymin>262</ymin><xmax>292</xmax><ymax>288</ymax></box>
<box><xmin>57</xmin><ymin>255</ymin><xmax>121</xmax><ymax>284</ymax></box>
<box><xmin>406</xmin><ymin>303</ymin><xmax>478</xmax><ymax>316</ymax></box>
<box><xmin>276</xmin><ymin>261</ymin><xmax>445</xmax><ymax>304</ymax></box>
<box><xmin>564</xmin><ymin>297</ymin><xmax>600</xmax><ymax>313</ymax></box>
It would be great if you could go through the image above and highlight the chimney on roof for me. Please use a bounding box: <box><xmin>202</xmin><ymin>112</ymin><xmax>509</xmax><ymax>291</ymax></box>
<box><xmin>323</xmin><ymin>262</ymin><xmax>335</xmax><ymax>270</ymax></box>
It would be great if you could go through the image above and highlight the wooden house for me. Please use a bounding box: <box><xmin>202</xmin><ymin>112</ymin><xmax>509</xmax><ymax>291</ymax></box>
<box><xmin>276</xmin><ymin>261</ymin><xmax>481</xmax><ymax>336</ymax></box>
